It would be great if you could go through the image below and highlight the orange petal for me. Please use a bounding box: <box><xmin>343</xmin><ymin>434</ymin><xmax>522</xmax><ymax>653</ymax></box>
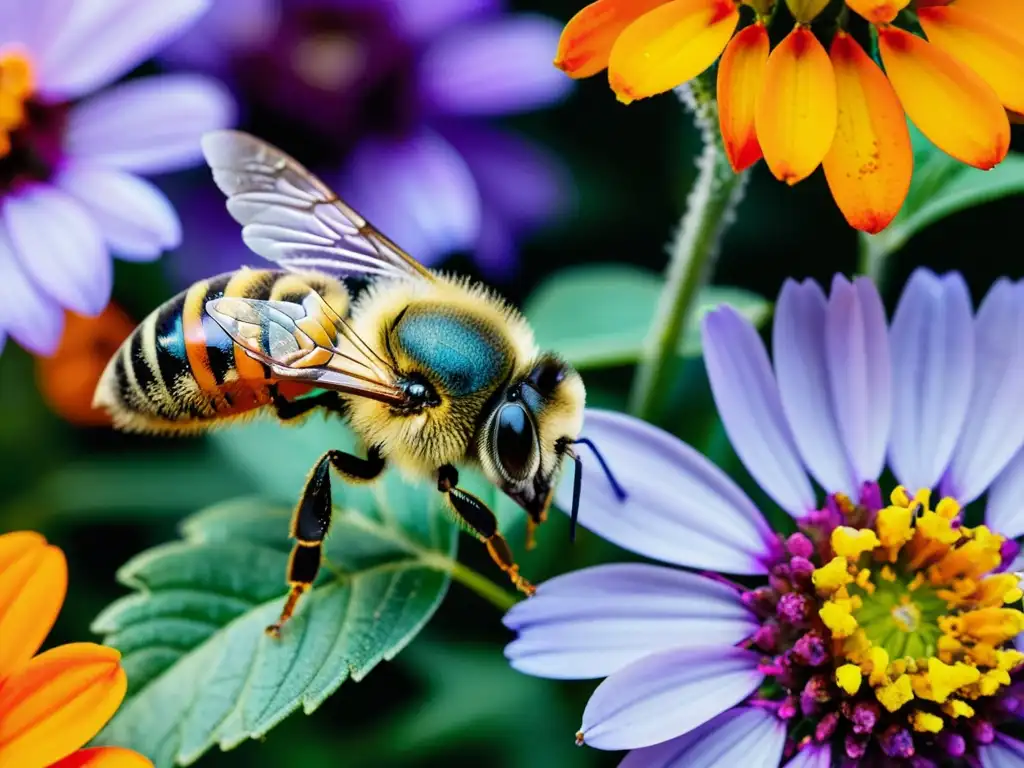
<box><xmin>608</xmin><ymin>0</ymin><xmax>739</xmax><ymax>104</ymax></box>
<box><xmin>843</xmin><ymin>0</ymin><xmax>910</xmax><ymax>23</ymax></box>
<box><xmin>0</xmin><ymin>643</ymin><xmax>127</xmax><ymax>767</ymax></box>
<box><xmin>50</xmin><ymin>747</ymin><xmax>154</xmax><ymax>768</ymax></box>
<box><xmin>717</xmin><ymin>23</ymin><xmax>768</xmax><ymax>171</ymax></box>
<box><xmin>950</xmin><ymin>0</ymin><xmax>1024</xmax><ymax>44</ymax></box>
<box><xmin>822</xmin><ymin>33</ymin><xmax>912</xmax><ymax>234</ymax></box>
<box><xmin>918</xmin><ymin>5</ymin><xmax>1024</xmax><ymax>114</ymax></box>
<box><xmin>754</xmin><ymin>26</ymin><xmax>837</xmax><ymax>184</ymax></box>
<box><xmin>0</xmin><ymin>531</ymin><xmax>67</xmax><ymax>680</ymax></box>
<box><xmin>878</xmin><ymin>26</ymin><xmax>1009</xmax><ymax>170</ymax></box>
<box><xmin>554</xmin><ymin>0</ymin><xmax>669</xmax><ymax>78</ymax></box>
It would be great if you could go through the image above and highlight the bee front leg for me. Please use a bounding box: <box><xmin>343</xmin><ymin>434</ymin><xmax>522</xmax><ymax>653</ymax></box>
<box><xmin>271</xmin><ymin>388</ymin><xmax>345</xmax><ymax>420</ymax></box>
<box><xmin>437</xmin><ymin>465</ymin><xmax>535</xmax><ymax>597</ymax></box>
<box><xmin>269</xmin><ymin>446</ymin><xmax>385</xmax><ymax>637</ymax></box>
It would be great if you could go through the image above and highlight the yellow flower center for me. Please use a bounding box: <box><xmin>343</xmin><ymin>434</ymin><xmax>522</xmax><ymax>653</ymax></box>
<box><xmin>813</xmin><ymin>487</ymin><xmax>1024</xmax><ymax>729</ymax></box>
<box><xmin>0</xmin><ymin>49</ymin><xmax>35</xmax><ymax>159</ymax></box>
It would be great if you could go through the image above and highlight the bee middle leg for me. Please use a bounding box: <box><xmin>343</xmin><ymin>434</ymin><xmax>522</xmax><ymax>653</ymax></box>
<box><xmin>268</xmin><ymin>445</ymin><xmax>385</xmax><ymax>637</ymax></box>
<box><xmin>437</xmin><ymin>464</ymin><xmax>535</xmax><ymax>597</ymax></box>
<box><xmin>271</xmin><ymin>388</ymin><xmax>345</xmax><ymax>420</ymax></box>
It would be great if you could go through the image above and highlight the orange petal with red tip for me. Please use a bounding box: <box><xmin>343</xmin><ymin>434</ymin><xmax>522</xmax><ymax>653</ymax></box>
<box><xmin>918</xmin><ymin>5</ymin><xmax>1024</xmax><ymax>114</ymax></box>
<box><xmin>554</xmin><ymin>0</ymin><xmax>669</xmax><ymax>78</ymax></box>
<box><xmin>50</xmin><ymin>747</ymin><xmax>154</xmax><ymax>768</ymax></box>
<box><xmin>823</xmin><ymin>33</ymin><xmax>912</xmax><ymax>234</ymax></box>
<box><xmin>844</xmin><ymin>0</ymin><xmax>910</xmax><ymax>24</ymax></box>
<box><xmin>0</xmin><ymin>643</ymin><xmax>127</xmax><ymax>767</ymax></box>
<box><xmin>608</xmin><ymin>0</ymin><xmax>739</xmax><ymax>104</ymax></box>
<box><xmin>878</xmin><ymin>27</ymin><xmax>1009</xmax><ymax>170</ymax></box>
<box><xmin>0</xmin><ymin>531</ymin><xmax>67</xmax><ymax>680</ymax></box>
<box><xmin>952</xmin><ymin>0</ymin><xmax>1024</xmax><ymax>43</ymax></box>
<box><xmin>717</xmin><ymin>23</ymin><xmax>769</xmax><ymax>171</ymax></box>
<box><xmin>754</xmin><ymin>26</ymin><xmax>837</xmax><ymax>185</ymax></box>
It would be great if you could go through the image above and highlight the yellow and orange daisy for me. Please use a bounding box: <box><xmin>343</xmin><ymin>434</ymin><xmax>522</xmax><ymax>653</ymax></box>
<box><xmin>555</xmin><ymin>0</ymin><xmax>1023</xmax><ymax>233</ymax></box>
<box><xmin>0</xmin><ymin>531</ymin><xmax>151</xmax><ymax>768</ymax></box>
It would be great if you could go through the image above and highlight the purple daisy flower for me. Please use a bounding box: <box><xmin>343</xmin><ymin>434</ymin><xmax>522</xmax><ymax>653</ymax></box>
<box><xmin>505</xmin><ymin>269</ymin><xmax>1024</xmax><ymax>767</ymax></box>
<box><xmin>163</xmin><ymin>0</ymin><xmax>570</xmax><ymax>284</ymax></box>
<box><xmin>0</xmin><ymin>0</ymin><xmax>233</xmax><ymax>356</ymax></box>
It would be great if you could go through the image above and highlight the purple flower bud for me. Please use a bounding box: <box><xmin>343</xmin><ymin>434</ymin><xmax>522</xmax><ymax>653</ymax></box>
<box><xmin>859</xmin><ymin>482</ymin><xmax>883</xmax><ymax>513</ymax></box>
<box><xmin>974</xmin><ymin>720</ymin><xmax>996</xmax><ymax>744</ymax></box>
<box><xmin>909</xmin><ymin>757</ymin><xmax>936</xmax><ymax>768</ymax></box>
<box><xmin>880</xmin><ymin>725</ymin><xmax>915</xmax><ymax>758</ymax></box>
<box><xmin>770</xmin><ymin>563</ymin><xmax>792</xmax><ymax>594</ymax></box>
<box><xmin>743</xmin><ymin>586</ymin><xmax>778</xmax><ymax>617</ymax></box>
<box><xmin>850</xmin><ymin>701</ymin><xmax>879</xmax><ymax>735</ymax></box>
<box><xmin>787</xmin><ymin>533</ymin><xmax>814</xmax><ymax>559</ymax></box>
<box><xmin>793</xmin><ymin>632</ymin><xmax>829</xmax><ymax>667</ymax></box>
<box><xmin>753</xmin><ymin>622</ymin><xmax>781</xmax><ymax>652</ymax></box>
<box><xmin>845</xmin><ymin>732</ymin><xmax>868</xmax><ymax>760</ymax></box>
<box><xmin>939</xmin><ymin>732</ymin><xmax>966</xmax><ymax>758</ymax></box>
<box><xmin>815</xmin><ymin>712</ymin><xmax>839</xmax><ymax>742</ymax></box>
<box><xmin>800</xmin><ymin>674</ymin><xmax>831</xmax><ymax>715</ymax></box>
<box><xmin>779</xmin><ymin>695</ymin><xmax>798</xmax><ymax>720</ymax></box>
<box><xmin>789</xmin><ymin>556</ymin><xmax>815</xmax><ymax>589</ymax></box>
<box><xmin>999</xmin><ymin>538</ymin><xmax>1021</xmax><ymax>572</ymax></box>
<box><xmin>777</xmin><ymin>592</ymin><xmax>812</xmax><ymax>626</ymax></box>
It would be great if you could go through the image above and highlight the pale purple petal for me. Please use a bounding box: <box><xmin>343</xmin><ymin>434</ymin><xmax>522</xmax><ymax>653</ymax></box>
<box><xmin>702</xmin><ymin>306</ymin><xmax>816</xmax><ymax>517</ymax></box>
<box><xmin>0</xmin><ymin>0</ymin><xmax>75</xmax><ymax>53</ymax></box>
<box><xmin>0</xmin><ymin>223</ymin><xmax>63</xmax><ymax>355</ymax></box>
<box><xmin>943</xmin><ymin>279</ymin><xmax>1024</xmax><ymax>504</ymax></box>
<box><xmin>35</xmin><ymin>0</ymin><xmax>209</xmax><ymax>99</ymax></box>
<box><xmin>979</xmin><ymin>733</ymin><xmax>1024</xmax><ymax>768</ymax></box>
<box><xmin>64</xmin><ymin>75</ymin><xmax>235</xmax><ymax>174</ymax></box>
<box><xmin>618</xmin><ymin>708</ymin><xmax>786</xmax><ymax>768</ymax></box>
<box><xmin>888</xmin><ymin>269</ymin><xmax>974</xmax><ymax>493</ymax></box>
<box><xmin>160</xmin><ymin>0</ymin><xmax>277</xmax><ymax>72</ymax></box>
<box><xmin>579</xmin><ymin>647</ymin><xmax>763</xmax><ymax>750</ymax></box>
<box><xmin>4</xmin><ymin>186</ymin><xmax>110</xmax><ymax>316</ymax></box>
<box><xmin>419</xmin><ymin>15</ymin><xmax>571</xmax><ymax>116</ymax></box>
<box><xmin>986</xmin><ymin>449</ymin><xmax>1024</xmax><ymax>539</ymax></box>
<box><xmin>388</xmin><ymin>0</ymin><xmax>498</xmax><ymax>42</ymax></box>
<box><xmin>554</xmin><ymin>409</ymin><xmax>775</xmax><ymax>575</ymax></box>
<box><xmin>503</xmin><ymin>564</ymin><xmax>757</xmax><ymax>680</ymax></box>
<box><xmin>55</xmin><ymin>166</ymin><xmax>180</xmax><ymax>261</ymax></box>
<box><xmin>339</xmin><ymin>129</ymin><xmax>481</xmax><ymax>266</ymax></box>
<box><xmin>783</xmin><ymin>744</ymin><xmax>832</xmax><ymax>768</ymax></box>
<box><xmin>826</xmin><ymin>275</ymin><xmax>892</xmax><ymax>485</ymax></box>
<box><xmin>774</xmin><ymin>279</ymin><xmax>857</xmax><ymax>497</ymax></box>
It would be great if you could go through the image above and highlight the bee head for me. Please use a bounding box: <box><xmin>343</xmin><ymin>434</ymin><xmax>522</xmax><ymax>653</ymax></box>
<box><xmin>478</xmin><ymin>355</ymin><xmax>586</xmax><ymax>522</ymax></box>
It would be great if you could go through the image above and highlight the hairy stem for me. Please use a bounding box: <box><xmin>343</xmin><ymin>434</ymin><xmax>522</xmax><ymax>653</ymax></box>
<box><xmin>628</xmin><ymin>76</ymin><xmax>749</xmax><ymax>423</ymax></box>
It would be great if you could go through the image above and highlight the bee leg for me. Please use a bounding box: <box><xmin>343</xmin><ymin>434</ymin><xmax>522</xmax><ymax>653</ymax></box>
<box><xmin>437</xmin><ymin>465</ymin><xmax>536</xmax><ymax>597</ymax></box>
<box><xmin>268</xmin><ymin>446</ymin><xmax>386</xmax><ymax>638</ymax></box>
<box><xmin>271</xmin><ymin>388</ymin><xmax>345</xmax><ymax>420</ymax></box>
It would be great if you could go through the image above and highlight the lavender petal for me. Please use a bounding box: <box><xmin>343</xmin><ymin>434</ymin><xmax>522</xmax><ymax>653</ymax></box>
<box><xmin>579</xmin><ymin>647</ymin><xmax>763</xmax><ymax>750</ymax></box>
<box><xmin>784</xmin><ymin>744</ymin><xmax>832</xmax><ymax>768</ymax></box>
<box><xmin>979</xmin><ymin>733</ymin><xmax>1024</xmax><ymax>768</ymax></box>
<box><xmin>703</xmin><ymin>305</ymin><xmax>816</xmax><ymax>517</ymax></box>
<box><xmin>55</xmin><ymin>166</ymin><xmax>181</xmax><ymax>261</ymax></box>
<box><xmin>554</xmin><ymin>409</ymin><xmax>775</xmax><ymax>575</ymax></box>
<box><xmin>4</xmin><ymin>186</ymin><xmax>110</xmax><ymax>317</ymax></box>
<box><xmin>0</xmin><ymin>224</ymin><xmax>64</xmax><ymax>355</ymax></box>
<box><xmin>986</xmin><ymin>449</ymin><xmax>1024</xmax><ymax>539</ymax></box>
<box><xmin>888</xmin><ymin>269</ymin><xmax>974</xmax><ymax>493</ymax></box>
<box><xmin>774</xmin><ymin>279</ymin><xmax>857</xmax><ymax>497</ymax></box>
<box><xmin>64</xmin><ymin>74</ymin><xmax>235</xmax><ymax>175</ymax></box>
<box><xmin>388</xmin><ymin>0</ymin><xmax>498</xmax><ymax>42</ymax></box>
<box><xmin>618</xmin><ymin>708</ymin><xmax>786</xmax><ymax>768</ymax></box>
<box><xmin>826</xmin><ymin>275</ymin><xmax>892</xmax><ymax>486</ymax></box>
<box><xmin>503</xmin><ymin>564</ymin><xmax>758</xmax><ymax>680</ymax></box>
<box><xmin>943</xmin><ymin>279</ymin><xmax>1024</xmax><ymax>504</ymax></box>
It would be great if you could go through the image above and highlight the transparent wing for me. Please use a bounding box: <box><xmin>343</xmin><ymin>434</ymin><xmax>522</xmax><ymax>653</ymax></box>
<box><xmin>205</xmin><ymin>293</ymin><xmax>408</xmax><ymax>407</ymax></box>
<box><xmin>201</xmin><ymin>130</ymin><xmax>434</xmax><ymax>283</ymax></box>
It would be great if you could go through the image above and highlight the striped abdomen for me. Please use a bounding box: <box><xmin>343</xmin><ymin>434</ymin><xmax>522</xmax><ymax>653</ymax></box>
<box><xmin>94</xmin><ymin>269</ymin><xmax>350</xmax><ymax>433</ymax></box>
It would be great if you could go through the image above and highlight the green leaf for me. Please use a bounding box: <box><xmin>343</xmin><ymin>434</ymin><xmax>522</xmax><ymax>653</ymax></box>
<box><xmin>93</xmin><ymin>478</ymin><xmax>457</xmax><ymax>767</ymax></box>
<box><xmin>860</xmin><ymin>126</ymin><xmax>1024</xmax><ymax>263</ymax></box>
<box><xmin>524</xmin><ymin>264</ymin><xmax>771</xmax><ymax>369</ymax></box>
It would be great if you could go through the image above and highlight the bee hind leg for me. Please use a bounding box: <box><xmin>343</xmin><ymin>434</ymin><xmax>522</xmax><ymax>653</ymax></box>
<box><xmin>437</xmin><ymin>464</ymin><xmax>535</xmax><ymax>597</ymax></box>
<box><xmin>268</xmin><ymin>445</ymin><xmax>385</xmax><ymax>638</ymax></box>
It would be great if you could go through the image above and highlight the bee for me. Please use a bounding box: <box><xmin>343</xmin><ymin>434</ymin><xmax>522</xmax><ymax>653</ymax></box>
<box><xmin>94</xmin><ymin>130</ymin><xmax>624</xmax><ymax>636</ymax></box>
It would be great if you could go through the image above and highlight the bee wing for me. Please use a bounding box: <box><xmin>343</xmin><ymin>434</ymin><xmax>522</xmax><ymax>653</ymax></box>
<box><xmin>201</xmin><ymin>130</ymin><xmax>434</xmax><ymax>283</ymax></box>
<box><xmin>205</xmin><ymin>294</ymin><xmax>409</xmax><ymax>407</ymax></box>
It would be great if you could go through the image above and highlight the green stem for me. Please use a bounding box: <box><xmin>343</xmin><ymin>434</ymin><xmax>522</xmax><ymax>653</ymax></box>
<box><xmin>438</xmin><ymin>558</ymin><xmax>518</xmax><ymax>612</ymax></box>
<box><xmin>628</xmin><ymin>77</ymin><xmax>749</xmax><ymax>422</ymax></box>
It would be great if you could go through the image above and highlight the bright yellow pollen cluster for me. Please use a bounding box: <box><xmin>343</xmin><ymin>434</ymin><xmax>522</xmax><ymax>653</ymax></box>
<box><xmin>812</xmin><ymin>487</ymin><xmax>1024</xmax><ymax>728</ymax></box>
<box><xmin>0</xmin><ymin>49</ymin><xmax>34</xmax><ymax>158</ymax></box>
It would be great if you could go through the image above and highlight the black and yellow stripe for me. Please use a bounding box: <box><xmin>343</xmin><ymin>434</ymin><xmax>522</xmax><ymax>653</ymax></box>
<box><xmin>93</xmin><ymin>269</ymin><xmax>351</xmax><ymax>433</ymax></box>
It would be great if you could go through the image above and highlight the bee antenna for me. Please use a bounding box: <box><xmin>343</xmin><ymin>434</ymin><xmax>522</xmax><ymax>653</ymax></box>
<box><xmin>569</xmin><ymin>451</ymin><xmax>583</xmax><ymax>544</ymax></box>
<box><xmin>571</xmin><ymin>438</ymin><xmax>627</xmax><ymax>501</ymax></box>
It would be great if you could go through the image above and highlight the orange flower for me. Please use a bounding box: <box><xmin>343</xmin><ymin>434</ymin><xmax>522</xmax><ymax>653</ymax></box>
<box><xmin>555</xmin><ymin>0</ymin><xmax>1022</xmax><ymax>233</ymax></box>
<box><xmin>0</xmin><ymin>531</ymin><xmax>151</xmax><ymax>768</ymax></box>
<box><xmin>35</xmin><ymin>304</ymin><xmax>135</xmax><ymax>427</ymax></box>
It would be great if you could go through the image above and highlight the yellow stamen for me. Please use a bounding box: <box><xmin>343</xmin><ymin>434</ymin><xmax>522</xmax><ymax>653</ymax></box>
<box><xmin>868</xmin><ymin>646</ymin><xmax>890</xmax><ymax>686</ymax></box>
<box><xmin>943</xmin><ymin>699</ymin><xmax>974</xmax><ymax>718</ymax></box>
<box><xmin>820</xmin><ymin>598</ymin><xmax>858</xmax><ymax>638</ymax></box>
<box><xmin>836</xmin><ymin>664</ymin><xmax>862</xmax><ymax>695</ymax></box>
<box><xmin>924</xmin><ymin>658</ymin><xmax>980</xmax><ymax>703</ymax></box>
<box><xmin>911</xmin><ymin>710</ymin><xmax>944</xmax><ymax>733</ymax></box>
<box><xmin>813</xmin><ymin>556</ymin><xmax>853</xmax><ymax>594</ymax></box>
<box><xmin>832</xmin><ymin>526</ymin><xmax>880</xmax><ymax>559</ymax></box>
<box><xmin>0</xmin><ymin>49</ymin><xmax>34</xmax><ymax>157</ymax></box>
<box><xmin>876</xmin><ymin>673</ymin><xmax>914</xmax><ymax>712</ymax></box>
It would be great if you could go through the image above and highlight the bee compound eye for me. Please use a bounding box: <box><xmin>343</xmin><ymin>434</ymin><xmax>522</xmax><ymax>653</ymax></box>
<box><xmin>494</xmin><ymin>403</ymin><xmax>537</xmax><ymax>481</ymax></box>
